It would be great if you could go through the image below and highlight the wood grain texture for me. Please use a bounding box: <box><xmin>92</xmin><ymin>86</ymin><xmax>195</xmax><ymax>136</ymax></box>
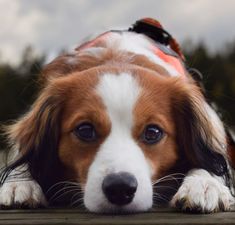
<box><xmin>0</xmin><ymin>208</ymin><xmax>235</xmax><ymax>225</ymax></box>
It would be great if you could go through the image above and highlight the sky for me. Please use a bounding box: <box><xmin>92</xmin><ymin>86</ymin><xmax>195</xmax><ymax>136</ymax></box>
<box><xmin>1</xmin><ymin>0</ymin><xmax>235</xmax><ymax>64</ymax></box>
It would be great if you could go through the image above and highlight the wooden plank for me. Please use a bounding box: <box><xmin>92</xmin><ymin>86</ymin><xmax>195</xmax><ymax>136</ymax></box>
<box><xmin>0</xmin><ymin>208</ymin><xmax>234</xmax><ymax>225</ymax></box>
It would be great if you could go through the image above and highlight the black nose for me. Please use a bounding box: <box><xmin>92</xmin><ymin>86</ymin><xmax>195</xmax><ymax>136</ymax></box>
<box><xmin>102</xmin><ymin>172</ymin><xmax>138</xmax><ymax>206</ymax></box>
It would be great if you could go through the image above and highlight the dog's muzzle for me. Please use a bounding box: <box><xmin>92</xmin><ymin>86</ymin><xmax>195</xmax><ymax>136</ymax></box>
<box><xmin>102</xmin><ymin>172</ymin><xmax>138</xmax><ymax>206</ymax></box>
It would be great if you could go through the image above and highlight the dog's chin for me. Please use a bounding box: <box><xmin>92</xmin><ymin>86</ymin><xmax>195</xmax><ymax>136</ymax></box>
<box><xmin>85</xmin><ymin>201</ymin><xmax>152</xmax><ymax>214</ymax></box>
<box><xmin>84</xmin><ymin>194</ymin><xmax>153</xmax><ymax>214</ymax></box>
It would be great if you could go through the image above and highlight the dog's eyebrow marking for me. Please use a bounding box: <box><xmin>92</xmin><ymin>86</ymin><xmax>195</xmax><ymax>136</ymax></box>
<box><xmin>96</xmin><ymin>73</ymin><xmax>141</xmax><ymax>130</ymax></box>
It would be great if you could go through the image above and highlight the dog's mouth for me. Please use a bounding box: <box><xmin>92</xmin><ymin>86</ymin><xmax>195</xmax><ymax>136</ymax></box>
<box><xmin>48</xmin><ymin>172</ymin><xmax>180</xmax><ymax>213</ymax></box>
<box><xmin>83</xmin><ymin>171</ymin><xmax>153</xmax><ymax>214</ymax></box>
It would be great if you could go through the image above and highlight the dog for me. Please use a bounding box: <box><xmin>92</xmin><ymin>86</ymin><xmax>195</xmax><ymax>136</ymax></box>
<box><xmin>0</xmin><ymin>18</ymin><xmax>235</xmax><ymax>213</ymax></box>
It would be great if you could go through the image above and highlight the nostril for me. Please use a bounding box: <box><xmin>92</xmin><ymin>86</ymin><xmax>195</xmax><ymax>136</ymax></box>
<box><xmin>102</xmin><ymin>172</ymin><xmax>138</xmax><ymax>206</ymax></box>
<box><xmin>126</xmin><ymin>186</ymin><xmax>136</xmax><ymax>196</ymax></box>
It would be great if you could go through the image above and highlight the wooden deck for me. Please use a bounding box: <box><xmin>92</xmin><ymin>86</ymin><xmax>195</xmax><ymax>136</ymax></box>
<box><xmin>0</xmin><ymin>208</ymin><xmax>235</xmax><ymax>225</ymax></box>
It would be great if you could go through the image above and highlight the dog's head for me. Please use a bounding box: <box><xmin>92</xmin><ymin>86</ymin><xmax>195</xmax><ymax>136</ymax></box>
<box><xmin>4</xmin><ymin>31</ymin><xmax>229</xmax><ymax>213</ymax></box>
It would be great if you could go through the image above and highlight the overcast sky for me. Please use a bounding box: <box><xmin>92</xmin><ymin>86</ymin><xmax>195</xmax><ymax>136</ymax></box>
<box><xmin>1</xmin><ymin>0</ymin><xmax>235</xmax><ymax>64</ymax></box>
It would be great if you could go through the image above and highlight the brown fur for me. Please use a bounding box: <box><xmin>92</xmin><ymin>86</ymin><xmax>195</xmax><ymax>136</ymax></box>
<box><xmin>4</xmin><ymin>39</ymin><xmax>230</xmax><ymax>204</ymax></box>
<box><xmin>133</xmin><ymin>71</ymin><xmax>179</xmax><ymax>181</ymax></box>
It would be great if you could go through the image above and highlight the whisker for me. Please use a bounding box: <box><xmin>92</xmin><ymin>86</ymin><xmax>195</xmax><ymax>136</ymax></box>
<box><xmin>49</xmin><ymin>185</ymin><xmax>82</xmax><ymax>202</ymax></box>
<box><xmin>70</xmin><ymin>197</ymin><xmax>84</xmax><ymax>207</ymax></box>
<box><xmin>51</xmin><ymin>188</ymin><xmax>83</xmax><ymax>203</ymax></box>
<box><xmin>46</xmin><ymin>181</ymin><xmax>81</xmax><ymax>194</ymax></box>
<box><xmin>152</xmin><ymin>177</ymin><xmax>184</xmax><ymax>186</ymax></box>
<box><xmin>157</xmin><ymin>173</ymin><xmax>185</xmax><ymax>182</ymax></box>
<box><xmin>152</xmin><ymin>173</ymin><xmax>185</xmax><ymax>186</ymax></box>
<box><xmin>154</xmin><ymin>185</ymin><xmax>178</xmax><ymax>192</ymax></box>
<box><xmin>153</xmin><ymin>193</ymin><xmax>170</xmax><ymax>203</ymax></box>
<box><xmin>153</xmin><ymin>195</ymin><xmax>169</xmax><ymax>203</ymax></box>
<box><xmin>71</xmin><ymin>192</ymin><xmax>83</xmax><ymax>203</ymax></box>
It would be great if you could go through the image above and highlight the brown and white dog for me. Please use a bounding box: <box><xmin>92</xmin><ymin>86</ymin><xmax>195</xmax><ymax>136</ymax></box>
<box><xmin>1</xmin><ymin>18</ymin><xmax>235</xmax><ymax>213</ymax></box>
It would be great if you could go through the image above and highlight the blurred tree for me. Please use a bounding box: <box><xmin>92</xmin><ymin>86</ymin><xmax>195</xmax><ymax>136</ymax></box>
<box><xmin>184</xmin><ymin>42</ymin><xmax>235</xmax><ymax>130</ymax></box>
<box><xmin>0</xmin><ymin>46</ymin><xmax>45</xmax><ymax>149</ymax></box>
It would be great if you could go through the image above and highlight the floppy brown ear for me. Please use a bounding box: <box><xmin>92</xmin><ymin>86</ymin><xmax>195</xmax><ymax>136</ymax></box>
<box><xmin>173</xmin><ymin>82</ymin><xmax>229</xmax><ymax>179</ymax></box>
<box><xmin>2</xmin><ymin>82</ymin><xmax>65</xmax><ymax>191</ymax></box>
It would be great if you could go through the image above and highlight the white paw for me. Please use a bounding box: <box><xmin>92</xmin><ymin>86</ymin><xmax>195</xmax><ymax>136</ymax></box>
<box><xmin>0</xmin><ymin>180</ymin><xmax>47</xmax><ymax>208</ymax></box>
<box><xmin>170</xmin><ymin>169</ymin><xmax>235</xmax><ymax>213</ymax></box>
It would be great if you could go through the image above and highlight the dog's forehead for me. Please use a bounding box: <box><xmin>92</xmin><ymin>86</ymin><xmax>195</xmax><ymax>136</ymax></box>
<box><xmin>61</xmin><ymin>69</ymin><xmax>174</xmax><ymax>129</ymax></box>
<box><xmin>95</xmin><ymin>71</ymin><xmax>175</xmax><ymax>127</ymax></box>
<box><xmin>65</xmin><ymin>69</ymin><xmax>172</xmax><ymax>106</ymax></box>
<box><xmin>96</xmin><ymin>73</ymin><xmax>141</xmax><ymax>126</ymax></box>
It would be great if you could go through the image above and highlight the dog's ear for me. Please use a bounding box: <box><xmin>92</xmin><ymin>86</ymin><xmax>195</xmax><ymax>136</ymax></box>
<box><xmin>3</xmin><ymin>82</ymin><xmax>65</xmax><ymax>190</ymax></box>
<box><xmin>173</xmin><ymin>82</ymin><xmax>229</xmax><ymax>178</ymax></box>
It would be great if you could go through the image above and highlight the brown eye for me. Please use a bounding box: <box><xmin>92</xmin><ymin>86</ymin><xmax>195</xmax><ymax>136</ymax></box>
<box><xmin>142</xmin><ymin>124</ymin><xmax>164</xmax><ymax>144</ymax></box>
<box><xmin>74</xmin><ymin>123</ymin><xmax>97</xmax><ymax>142</ymax></box>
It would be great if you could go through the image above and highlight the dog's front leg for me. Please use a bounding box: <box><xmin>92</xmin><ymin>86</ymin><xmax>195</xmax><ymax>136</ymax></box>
<box><xmin>170</xmin><ymin>169</ymin><xmax>234</xmax><ymax>213</ymax></box>
<box><xmin>0</xmin><ymin>164</ymin><xmax>47</xmax><ymax>208</ymax></box>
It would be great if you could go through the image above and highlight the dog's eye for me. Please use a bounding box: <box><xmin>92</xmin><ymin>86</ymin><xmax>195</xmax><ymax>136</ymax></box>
<box><xmin>142</xmin><ymin>124</ymin><xmax>164</xmax><ymax>144</ymax></box>
<box><xmin>74</xmin><ymin>123</ymin><xmax>97</xmax><ymax>142</ymax></box>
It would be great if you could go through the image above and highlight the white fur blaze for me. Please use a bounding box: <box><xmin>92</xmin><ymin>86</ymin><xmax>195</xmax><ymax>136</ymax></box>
<box><xmin>84</xmin><ymin>73</ymin><xmax>153</xmax><ymax>213</ymax></box>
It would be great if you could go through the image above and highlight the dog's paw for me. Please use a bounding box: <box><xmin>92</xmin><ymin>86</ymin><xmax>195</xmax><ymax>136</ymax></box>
<box><xmin>170</xmin><ymin>169</ymin><xmax>234</xmax><ymax>213</ymax></box>
<box><xmin>0</xmin><ymin>180</ymin><xmax>47</xmax><ymax>209</ymax></box>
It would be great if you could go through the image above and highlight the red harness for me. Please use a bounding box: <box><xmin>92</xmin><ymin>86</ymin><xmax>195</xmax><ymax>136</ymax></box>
<box><xmin>150</xmin><ymin>40</ymin><xmax>186</xmax><ymax>76</ymax></box>
<box><xmin>76</xmin><ymin>18</ymin><xmax>186</xmax><ymax>77</ymax></box>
